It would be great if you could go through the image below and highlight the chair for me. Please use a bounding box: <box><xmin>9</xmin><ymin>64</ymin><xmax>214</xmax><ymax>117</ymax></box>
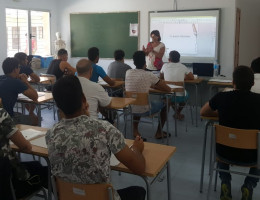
<box><xmin>124</xmin><ymin>91</ymin><xmax>163</xmax><ymax>140</ymax></box>
<box><xmin>164</xmin><ymin>81</ymin><xmax>193</xmax><ymax>132</ymax></box>
<box><xmin>207</xmin><ymin>125</ymin><xmax>260</xmax><ymax>200</ymax></box>
<box><xmin>52</xmin><ymin>176</ymin><xmax>114</xmax><ymax>200</ymax></box>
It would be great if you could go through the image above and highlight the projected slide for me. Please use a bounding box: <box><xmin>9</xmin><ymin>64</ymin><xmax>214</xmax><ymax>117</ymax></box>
<box><xmin>150</xmin><ymin>10</ymin><xmax>219</xmax><ymax>62</ymax></box>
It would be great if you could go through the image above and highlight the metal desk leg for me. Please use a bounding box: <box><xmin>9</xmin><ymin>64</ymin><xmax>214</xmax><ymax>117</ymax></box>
<box><xmin>194</xmin><ymin>84</ymin><xmax>198</xmax><ymax>127</ymax></box>
<box><xmin>141</xmin><ymin>177</ymin><xmax>151</xmax><ymax>200</ymax></box>
<box><xmin>37</xmin><ymin>104</ymin><xmax>42</xmax><ymax>126</ymax></box>
<box><xmin>167</xmin><ymin>162</ymin><xmax>172</xmax><ymax>200</ymax></box>
<box><xmin>166</xmin><ymin>95</ymin><xmax>170</xmax><ymax>144</ymax></box>
<box><xmin>43</xmin><ymin>157</ymin><xmax>52</xmax><ymax>200</ymax></box>
<box><xmin>199</xmin><ymin>120</ymin><xmax>211</xmax><ymax>193</ymax></box>
<box><xmin>174</xmin><ymin>93</ymin><xmax>177</xmax><ymax>137</ymax></box>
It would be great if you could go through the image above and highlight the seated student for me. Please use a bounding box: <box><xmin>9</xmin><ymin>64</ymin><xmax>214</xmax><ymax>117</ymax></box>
<box><xmin>0</xmin><ymin>58</ymin><xmax>38</xmax><ymax>125</ymax></box>
<box><xmin>200</xmin><ymin>66</ymin><xmax>260</xmax><ymax>200</ymax></box>
<box><xmin>47</xmin><ymin>48</ymin><xmax>76</xmax><ymax>81</ymax></box>
<box><xmin>125</xmin><ymin>51</ymin><xmax>171</xmax><ymax>139</ymax></box>
<box><xmin>76</xmin><ymin>58</ymin><xmax>112</xmax><ymax>119</ymax></box>
<box><xmin>251</xmin><ymin>57</ymin><xmax>260</xmax><ymax>93</ymax></box>
<box><xmin>14</xmin><ymin>52</ymin><xmax>40</xmax><ymax>83</ymax></box>
<box><xmin>88</xmin><ymin>47</ymin><xmax>115</xmax><ymax>86</ymax></box>
<box><xmin>46</xmin><ymin>75</ymin><xmax>146</xmax><ymax>200</ymax></box>
<box><xmin>160</xmin><ymin>50</ymin><xmax>194</xmax><ymax>120</ymax></box>
<box><xmin>0</xmin><ymin>107</ymin><xmax>48</xmax><ymax>200</ymax></box>
<box><xmin>107</xmin><ymin>49</ymin><xmax>132</xmax><ymax>80</ymax></box>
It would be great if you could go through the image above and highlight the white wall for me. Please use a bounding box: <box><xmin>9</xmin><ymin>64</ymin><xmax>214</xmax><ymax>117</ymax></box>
<box><xmin>0</xmin><ymin>0</ymin><xmax>58</xmax><ymax>74</ymax></box>
<box><xmin>57</xmin><ymin>0</ymin><xmax>236</xmax><ymax>78</ymax></box>
<box><xmin>237</xmin><ymin>0</ymin><xmax>260</xmax><ymax>66</ymax></box>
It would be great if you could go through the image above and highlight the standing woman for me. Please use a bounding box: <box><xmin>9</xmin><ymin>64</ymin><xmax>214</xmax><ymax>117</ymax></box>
<box><xmin>143</xmin><ymin>30</ymin><xmax>165</xmax><ymax>71</ymax></box>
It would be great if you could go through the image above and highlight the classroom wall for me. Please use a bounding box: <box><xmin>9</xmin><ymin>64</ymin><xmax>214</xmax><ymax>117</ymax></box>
<box><xmin>237</xmin><ymin>0</ymin><xmax>260</xmax><ymax>66</ymax></box>
<box><xmin>57</xmin><ymin>0</ymin><xmax>236</xmax><ymax>78</ymax></box>
<box><xmin>0</xmin><ymin>0</ymin><xmax>58</xmax><ymax>75</ymax></box>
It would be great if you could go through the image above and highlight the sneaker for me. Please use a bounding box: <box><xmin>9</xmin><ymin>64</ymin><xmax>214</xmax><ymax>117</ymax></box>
<box><xmin>220</xmin><ymin>182</ymin><xmax>232</xmax><ymax>200</ymax></box>
<box><xmin>241</xmin><ymin>185</ymin><xmax>253</xmax><ymax>200</ymax></box>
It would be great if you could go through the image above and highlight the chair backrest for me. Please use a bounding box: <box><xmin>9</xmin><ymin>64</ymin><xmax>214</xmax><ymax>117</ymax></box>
<box><xmin>124</xmin><ymin>91</ymin><xmax>149</xmax><ymax>106</ymax></box>
<box><xmin>214</xmin><ymin>125</ymin><xmax>259</xmax><ymax>150</ymax></box>
<box><xmin>53</xmin><ymin>177</ymin><xmax>114</xmax><ymax>200</ymax></box>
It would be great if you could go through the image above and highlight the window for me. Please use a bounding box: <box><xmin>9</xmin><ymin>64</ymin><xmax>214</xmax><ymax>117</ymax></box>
<box><xmin>6</xmin><ymin>8</ymin><xmax>50</xmax><ymax>57</ymax></box>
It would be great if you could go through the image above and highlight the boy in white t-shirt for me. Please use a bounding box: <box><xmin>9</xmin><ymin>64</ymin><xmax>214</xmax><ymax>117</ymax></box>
<box><xmin>160</xmin><ymin>50</ymin><xmax>194</xmax><ymax>120</ymax></box>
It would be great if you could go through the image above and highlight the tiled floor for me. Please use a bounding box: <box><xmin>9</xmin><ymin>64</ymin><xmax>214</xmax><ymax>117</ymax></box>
<box><xmin>24</xmin><ymin>104</ymin><xmax>260</xmax><ymax>200</ymax></box>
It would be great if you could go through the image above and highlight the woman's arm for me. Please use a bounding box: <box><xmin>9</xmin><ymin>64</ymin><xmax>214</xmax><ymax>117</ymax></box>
<box><xmin>153</xmin><ymin>46</ymin><xmax>165</xmax><ymax>59</ymax></box>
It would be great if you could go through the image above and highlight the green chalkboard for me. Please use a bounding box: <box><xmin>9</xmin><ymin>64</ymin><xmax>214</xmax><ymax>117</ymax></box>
<box><xmin>70</xmin><ymin>12</ymin><xmax>139</xmax><ymax>59</ymax></box>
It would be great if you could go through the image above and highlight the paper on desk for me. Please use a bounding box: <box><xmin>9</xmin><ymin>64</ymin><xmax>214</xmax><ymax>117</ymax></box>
<box><xmin>167</xmin><ymin>84</ymin><xmax>183</xmax><ymax>89</ymax></box>
<box><xmin>208</xmin><ymin>79</ymin><xmax>232</xmax><ymax>83</ymax></box>
<box><xmin>30</xmin><ymin>136</ymin><xmax>47</xmax><ymax>148</ymax></box>
<box><xmin>18</xmin><ymin>92</ymin><xmax>45</xmax><ymax>100</ymax></box>
<box><xmin>21</xmin><ymin>129</ymin><xmax>46</xmax><ymax>141</ymax></box>
<box><xmin>110</xmin><ymin>153</ymin><xmax>120</xmax><ymax>166</ymax></box>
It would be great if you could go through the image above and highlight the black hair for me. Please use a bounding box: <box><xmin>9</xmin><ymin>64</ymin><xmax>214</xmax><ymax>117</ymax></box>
<box><xmin>169</xmin><ymin>50</ymin><xmax>180</xmax><ymax>63</ymax></box>
<box><xmin>150</xmin><ymin>30</ymin><xmax>161</xmax><ymax>41</ymax></box>
<box><xmin>52</xmin><ymin>75</ymin><xmax>83</xmax><ymax>115</ymax></box>
<box><xmin>57</xmin><ymin>49</ymin><xmax>68</xmax><ymax>56</ymax></box>
<box><xmin>233</xmin><ymin>65</ymin><xmax>254</xmax><ymax>91</ymax></box>
<box><xmin>133</xmin><ymin>51</ymin><xmax>146</xmax><ymax>69</ymax></box>
<box><xmin>114</xmin><ymin>49</ymin><xmax>125</xmax><ymax>61</ymax></box>
<box><xmin>251</xmin><ymin>57</ymin><xmax>260</xmax><ymax>73</ymax></box>
<box><xmin>88</xmin><ymin>47</ymin><xmax>99</xmax><ymax>61</ymax></box>
<box><xmin>14</xmin><ymin>52</ymin><xmax>27</xmax><ymax>65</ymax></box>
<box><xmin>2</xmin><ymin>57</ymin><xmax>19</xmax><ymax>75</ymax></box>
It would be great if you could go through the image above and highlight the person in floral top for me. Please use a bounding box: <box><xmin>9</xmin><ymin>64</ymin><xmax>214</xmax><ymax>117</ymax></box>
<box><xmin>46</xmin><ymin>75</ymin><xmax>146</xmax><ymax>200</ymax></box>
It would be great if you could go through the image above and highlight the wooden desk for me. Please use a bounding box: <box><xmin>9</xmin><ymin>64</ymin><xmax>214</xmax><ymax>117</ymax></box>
<box><xmin>17</xmin><ymin>92</ymin><xmax>54</xmax><ymax>126</ymax></box>
<box><xmin>106</xmin><ymin>97</ymin><xmax>136</xmax><ymax>137</ymax></box>
<box><xmin>199</xmin><ymin>116</ymin><xmax>219</xmax><ymax>193</ymax></box>
<box><xmin>99</xmin><ymin>80</ymin><xmax>125</xmax><ymax>96</ymax></box>
<box><xmin>107</xmin><ymin>97</ymin><xmax>135</xmax><ymax>110</ymax></box>
<box><xmin>29</xmin><ymin>76</ymin><xmax>56</xmax><ymax>91</ymax></box>
<box><xmin>208</xmin><ymin>79</ymin><xmax>233</xmax><ymax>98</ymax></box>
<box><xmin>13</xmin><ymin>125</ymin><xmax>176</xmax><ymax>200</ymax></box>
<box><xmin>185</xmin><ymin>78</ymin><xmax>204</xmax><ymax>126</ymax></box>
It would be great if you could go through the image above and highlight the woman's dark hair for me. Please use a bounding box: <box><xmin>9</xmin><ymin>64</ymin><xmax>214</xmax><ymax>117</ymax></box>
<box><xmin>133</xmin><ymin>51</ymin><xmax>146</xmax><ymax>69</ymax></box>
<box><xmin>2</xmin><ymin>57</ymin><xmax>19</xmax><ymax>75</ymax></box>
<box><xmin>151</xmin><ymin>30</ymin><xmax>161</xmax><ymax>41</ymax></box>
<box><xmin>233</xmin><ymin>65</ymin><xmax>254</xmax><ymax>91</ymax></box>
<box><xmin>14</xmin><ymin>52</ymin><xmax>27</xmax><ymax>65</ymax></box>
<box><xmin>52</xmin><ymin>75</ymin><xmax>84</xmax><ymax>115</ymax></box>
<box><xmin>88</xmin><ymin>47</ymin><xmax>99</xmax><ymax>61</ymax></box>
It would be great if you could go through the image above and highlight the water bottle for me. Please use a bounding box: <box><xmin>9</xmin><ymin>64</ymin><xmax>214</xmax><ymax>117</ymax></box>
<box><xmin>213</xmin><ymin>61</ymin><xmax>219</xmax><ymax>77</ymax></box>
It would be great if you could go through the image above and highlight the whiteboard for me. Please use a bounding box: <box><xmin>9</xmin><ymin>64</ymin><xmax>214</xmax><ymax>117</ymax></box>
<box><xmin>149</xmin><ymin>9</ymin><xmax>220</xmax><ymax>63</ymax></box>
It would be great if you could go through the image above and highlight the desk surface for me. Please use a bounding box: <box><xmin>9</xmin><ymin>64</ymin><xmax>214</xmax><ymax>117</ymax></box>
<box><xmin>13</xmin><ymin>125</ymin><xmax>176</xmax><ymax>178</ymax></box>
<box><xmin>107</xmin><ymin>97</ymin><xmax>136</xmax><ymax>109</ymax></box>
<box><xmin>99</xmin><ymin>80</ymin><xmax>125</xmax><ymax>88</ymax></box>
<box><xmin>185</xmin><ymin>78</ymin><xmax>204</xmax><ymax>84</ymax></box>
<box><xmin>200</xmin><ymin>115</ymin><xmax>219</xmax><ymax>121</ymax></box>
<box><xmin>18</xmin><ymin>92</ymin><xmax>53</xmax><ymax>103</ymax></box>
<box><xmin>149</xmin><ymin>87</ymin><xmax>184</xmax><ymax>94</ymax></box>
<box><xmin>207</xmin><ymin>80</ymin><xmax>233</xmax><ymax>86</ymax></box>
<box><xmin>39</xmin><ymin>76</ymin><xmax>56</xmax><ymax>84</ymax></box>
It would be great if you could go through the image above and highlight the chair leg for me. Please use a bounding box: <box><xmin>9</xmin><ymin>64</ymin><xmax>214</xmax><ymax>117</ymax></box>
<box><xmin>207</xmin><ymin>162</ymin><xmax>215</xmax><ymax>200</ymax></box>
<box><xmin>214</xmin><ymin>170</ymin><xmax>218</xmax><ymax>191</ymax></box>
